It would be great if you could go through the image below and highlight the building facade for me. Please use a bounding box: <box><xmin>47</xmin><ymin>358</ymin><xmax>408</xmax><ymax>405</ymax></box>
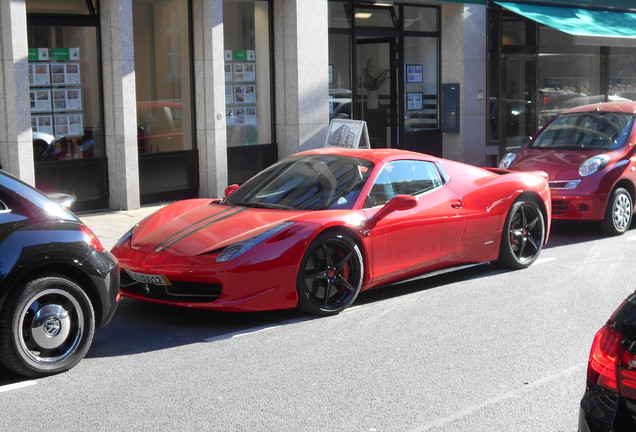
<box><xmin>22</xmin><ymin>1</ymin><xmax>630</xmax><ymax>211</ymax></box>
<box><xmin>488</xmin><ymin>0</ymin><xmax>636</xmax><ymax>157</ymax></box>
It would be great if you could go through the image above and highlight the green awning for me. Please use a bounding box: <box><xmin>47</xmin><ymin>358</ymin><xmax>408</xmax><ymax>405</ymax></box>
<box><xmin>495</xmin><ymin>1</ymin><xmax>636</xmax><ymax>47</ymax></box>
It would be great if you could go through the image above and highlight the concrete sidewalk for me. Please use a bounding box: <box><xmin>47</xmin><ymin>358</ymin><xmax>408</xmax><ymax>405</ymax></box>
<box><xmin>79</xmin><ymin>205</ymin><xmax>164</xmax><ymax>251</ymax></box>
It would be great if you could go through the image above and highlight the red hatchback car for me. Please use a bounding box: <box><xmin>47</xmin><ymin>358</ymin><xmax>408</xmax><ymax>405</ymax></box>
<box><xmin>500</xmin><ymin>102</ymin><xmax>636</xmax><ymax>236</ymax></box>
<box><xmin>112</xmin><ymin>148</ymin><xmax>550</xmax><ymax>316</ymax></box>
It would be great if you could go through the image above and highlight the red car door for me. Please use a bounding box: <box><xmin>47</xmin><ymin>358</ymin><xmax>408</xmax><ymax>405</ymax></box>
<box><xmin>365</xmin><ymin>160</ymin><xmax>466</xmax><ymax>285</ymax></box>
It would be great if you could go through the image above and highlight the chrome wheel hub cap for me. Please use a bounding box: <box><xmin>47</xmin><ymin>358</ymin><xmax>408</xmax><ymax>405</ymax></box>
<box><xmin>31</xmin><ymin>304</ymin><xmax>71</xmax><ymax>350</ymax></box>
<box><xmin>614</xmin><ymin>195</ymin><xmax>632</xmax><ymax>229</ymax></box>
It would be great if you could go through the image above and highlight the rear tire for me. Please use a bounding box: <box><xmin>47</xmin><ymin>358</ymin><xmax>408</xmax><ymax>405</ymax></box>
<box><xmin>496</xmin><ymin>198</ymin><xmax>545</xmax><ymax>269</ymax></box>
<box><xmin>600</xmin><ymin>187</ymin><xmax>632</xmax><ymax>236</ymax></box>
<box><xmin>0</xmin><ymin>274</ymin><xmax>95</xmax><ymax>377</ymax></box>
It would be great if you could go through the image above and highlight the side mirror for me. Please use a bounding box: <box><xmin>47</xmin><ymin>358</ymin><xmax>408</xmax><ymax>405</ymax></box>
<box><xmin>224</xmin><ymin>184</ymin><xmax>240</xmax><ymax>198</ymax></box>
<box><xmin>365</xmin><ymin>194</ymin><xmax>417</xmax><ymax>232</ymax></box>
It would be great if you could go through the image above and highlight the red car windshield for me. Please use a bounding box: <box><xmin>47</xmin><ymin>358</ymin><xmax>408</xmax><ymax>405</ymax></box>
<box><xmin>530</xmin><ymin>112</ymin><xmax>635</xmax><ymax>151</ymax></box>
<box><xmin>226</xmin><ymin>154</ymin><xmax>374</xmax><ymax>210</ymax></box>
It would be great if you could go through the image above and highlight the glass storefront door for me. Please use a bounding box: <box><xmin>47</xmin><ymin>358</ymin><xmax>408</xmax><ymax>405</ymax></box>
<box><xmin>500</xmin><ymin>55</ymin><xmax>535</xmax><ymax>152</ymax></box>
<box><xmin>356</xmin><ymin>37</ymin><xmax>397</xmax><ymax>148</ymax></box>
<box><xmin>329</xmin><ymin>2</ymin><xmax>440</xmax><ymax>154</ymax></box>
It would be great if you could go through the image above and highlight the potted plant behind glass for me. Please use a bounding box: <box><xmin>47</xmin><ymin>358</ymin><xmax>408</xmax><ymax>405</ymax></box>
<box><xmin>358</xmin><ymin>58</ymin><xmax>389</xmax><ymax>109</ymax></box>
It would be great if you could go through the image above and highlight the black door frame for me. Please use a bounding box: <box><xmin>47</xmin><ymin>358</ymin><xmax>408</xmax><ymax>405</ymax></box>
<box><xmin>355</xmin><ymin>35</ymin><xmax>400</xmax><ymax>147</ymax></box>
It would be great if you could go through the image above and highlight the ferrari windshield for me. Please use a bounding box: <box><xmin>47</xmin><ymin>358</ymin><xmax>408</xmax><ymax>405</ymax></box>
<box><xmin>226</xmin><ymin>154</ymin><xmax>374</xmax><ymax>210</ymax></box>
<box><xmin>530</xmin><ymin>112</ymin><xmax>635</xmax><ymax>151</ymax></box>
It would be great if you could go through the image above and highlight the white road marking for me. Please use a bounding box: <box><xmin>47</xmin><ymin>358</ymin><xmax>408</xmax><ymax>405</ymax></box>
<box><xmin>204</xmin><ymin>318</ymin><xmax>311</xmax><ymax>342</ymax></box>
<box><xmin>409</xmin><ymin>363</ymin><xmax>585</xmax><ymax>432</ymax></box>
<box><xmin>534</xmin><ymin>257</ymin><xmax>557</xmax><ymax>265</ymax></box>
<box><xmin>0</xmin><ymin>381</ymin><xmax>37</xmax><ymax>393</ymax></box>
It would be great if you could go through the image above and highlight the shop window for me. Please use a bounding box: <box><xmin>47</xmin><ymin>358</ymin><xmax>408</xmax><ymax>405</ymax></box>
<box><xmin>27</xmin><ymin>25</ymin><xmax>103</xmax><ymax>162</ymax></box>
<box><xmin>354</xmin><ymin>6</ymin><xmax>397</xmax><ymax>28</ymax></box>
<box><xmin>609</xmin><ymin>47</ymin><xmax>636</xmax><ymax>101</ymax></box>
<box><xmin>223</xmin><ymin>0</ymin><xmax>273</xmax><ymax>147</ymax></box>
<box><xmin>329</xmin><ymin>34</ymin><xmax>352</xmax><ymax>121</ymax></box>
<box><xmin>403</xmin><ymin>6</ymin><xmax>437</xmax><ymax>32</ymax></box>
<box><xmin>404</xmin><ymin>36</ymin><xmax>438</xmax><ymax>131</ymax></box>
<box><xmin>538</xmin><ymin>26</ymin><xmax>602</xmax><ymax>127</ymax></box>
<box><xmin>133</xmin><ymin>0</ymin><xmax>193</xmax><ymax>154</ymax></box>
<box><xmin>27</xmin><ymin>0</ymin><xmax>95</xmax><ymax>15</ymax></box>
<box><xmin>329</xmin><ymin>1</ymin><xmax>351</xmax><ymax>29</ymax></box>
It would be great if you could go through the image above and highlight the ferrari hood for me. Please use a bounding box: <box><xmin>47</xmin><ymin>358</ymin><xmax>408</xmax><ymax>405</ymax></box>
<box><xmin>510</xmin><ymin>149</ymin><xmax>608</xmax><ymax>180</ymax></box>
<box><xmin>130</xmin><ymin>201</ymin><xmax>313</xmax><ymax>256</ymax></box>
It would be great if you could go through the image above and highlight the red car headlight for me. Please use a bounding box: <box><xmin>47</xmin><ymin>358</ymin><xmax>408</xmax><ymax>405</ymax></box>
<box><xmin>216</xmin><ymin>222</ymin><xmax>295</xmax><ymax>262</ymax></box>
<box><xmin>579</xmin><ymin>154</ymin><xmax>610</xmax><ymax>177</ymax></box>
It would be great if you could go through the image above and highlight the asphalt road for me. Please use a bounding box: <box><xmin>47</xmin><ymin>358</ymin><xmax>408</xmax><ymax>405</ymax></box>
<box><xmin>1</xmin><ymin>218</ymin><xmax>633</xmax><ymax>431</ymax></box>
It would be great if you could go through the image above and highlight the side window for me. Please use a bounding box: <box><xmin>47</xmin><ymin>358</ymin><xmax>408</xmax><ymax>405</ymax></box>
<box><xmin>365</xmin><ymin>160</ymin><xmax>443</xmax><ymax>208</ymax></box>
<box><xmin>0</xmin><ymin>189</ymin><xmax>25</xmax><ymax>216</ymax></box>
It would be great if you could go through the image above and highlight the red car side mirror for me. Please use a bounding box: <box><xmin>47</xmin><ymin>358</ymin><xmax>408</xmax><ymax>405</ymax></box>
<box><xmin>224</xmin><ymin>184</ymin><xmax>240</xmax><ymax>197</ymax></box>
<box><xmin>365</xmin><ymin>194</ymin><xmax>417</xmax><ymax>232</ymax></box>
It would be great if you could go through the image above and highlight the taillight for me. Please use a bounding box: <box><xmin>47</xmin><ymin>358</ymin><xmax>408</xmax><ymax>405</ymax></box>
<box><xmin>587</xmin><ymin>323</ymin><xmax>636</xmax><ymax>400</ymax></box>
<box><xmin>80</xmin><ymin>224</ymin><xmax>104</xmax><ymax>252</ymax></box>
<box><xmin>588</xmin><ymin>325</ymin><xmax>621</xmax><ymax>391</ymax></box>
<box><xmin>619</xmin><ymin>349</ymin><xmax>636</xmax><ymax>399</ymax></box>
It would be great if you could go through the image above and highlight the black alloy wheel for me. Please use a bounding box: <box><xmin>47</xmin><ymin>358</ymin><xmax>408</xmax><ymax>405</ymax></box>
<box><xmin>601</xmin><ymin>187</ymin><xmax>633</xmax><ymax>236</ymax></box>
<box><xmin>297</xmin><ymin>233</ymin><xmax>363</xmax><ymax>316</ymax></box>
<box><xmin>496</xmin><ymin>198</ymin><xmax>545</xmax><ymax>269</ymax></box>
<box><xmin>0</xmin><ymin>274</ymin><xmax>95</xmax><ymax>377</ymax></box>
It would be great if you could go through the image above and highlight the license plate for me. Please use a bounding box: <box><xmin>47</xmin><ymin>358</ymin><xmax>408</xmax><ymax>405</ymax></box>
<box><xmin>126</xmin><ymin>270</ymin><xmax>171</xmax><ymax>286</ymax></box>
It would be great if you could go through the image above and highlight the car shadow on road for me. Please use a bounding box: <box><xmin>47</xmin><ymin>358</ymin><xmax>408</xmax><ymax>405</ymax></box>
<box><xmin>88</xmin><ymin>264</ymin><xmax>502</xmax><ymax>360</ymax></box>
<box><xmin>86</xmin><ymin>299</ymin><xmax>309</xmax><ymax>359</ymax></box>
<box><xmin>354</xmin><ymin>263</ymin><xmax>504</xmax><ymax>308</ymax></box>
<box><xmin>545</xmin><ymin>220</ymin><xmax>636</xmax><ymax>249</ymax></box>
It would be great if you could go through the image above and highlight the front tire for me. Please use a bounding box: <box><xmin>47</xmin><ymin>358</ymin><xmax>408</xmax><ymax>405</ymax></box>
<box><xmin>496</xmin><ymin>198</ymin><xmax>545</xmax><ymax>269</ymax></box>
<box><xmin>600</xmin><ymin>187</ymin><xmax>632</xmax><ymax>236</ymax></box>
<box><xmin>297</xmin><ymin>233</ymin><xmax>363</xmax><ymax>316</ymax></box>
<box><xmin>0</xmin><ymin>274</ymin><xmax>95</xmax><ymax>377</ymax></box>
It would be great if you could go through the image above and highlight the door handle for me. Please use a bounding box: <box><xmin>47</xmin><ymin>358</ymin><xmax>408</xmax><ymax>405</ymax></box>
<box><xmin>451</xmin><ymin>200</ymin><xmax>463</xmax><ymax>209</ymax></box>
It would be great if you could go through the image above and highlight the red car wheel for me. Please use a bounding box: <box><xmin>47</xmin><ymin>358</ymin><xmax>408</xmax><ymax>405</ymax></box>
<box><xmin>601</xmin><ymin>187</ymin><xmax>633</xmax><ymax>236</ymax></box>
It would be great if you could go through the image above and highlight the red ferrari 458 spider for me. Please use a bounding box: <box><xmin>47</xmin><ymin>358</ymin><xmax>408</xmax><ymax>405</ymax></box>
<box><xmin>112</xmin><ymin>148</ymin><xmax>551</xmax><ymax>316</ymax></box>
<box><xmin>500</xmin><ymin>102</ymin><xmax>636</xmax><ymax>236</ymax></box>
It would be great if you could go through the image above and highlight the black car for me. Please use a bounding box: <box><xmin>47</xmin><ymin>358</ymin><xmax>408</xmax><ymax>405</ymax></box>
<box><xmin>0</xmin><ymin>170</ymin><xmax>119</xmax><ymax>377</ymax></box>
<box><xmin>580</xmin><ymin>291</ymin><xmax>636</xmax><ymax>431</ymax></box>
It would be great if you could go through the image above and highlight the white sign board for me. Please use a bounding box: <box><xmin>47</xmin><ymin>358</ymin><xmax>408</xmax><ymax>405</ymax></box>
<box><xmin>325</xmin><ymin>119</ymin><xmax>370</xmax><ymax>149</ymax></box>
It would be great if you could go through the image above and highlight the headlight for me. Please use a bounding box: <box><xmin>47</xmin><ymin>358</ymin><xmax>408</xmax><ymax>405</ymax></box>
<box><xmin>114</xmin><ymin>223</ymin><xmax>138</xmax><ymax>249</ymax></box>
<box><xmin>216</xmin><ymin>222</ymin><xmax>295</xmax><ymax>262</ymax></box>
<box><xmin>578</xmin><ymin>154</ymin><xmax>610</xmax><ymax>177</ymax></box>
<box><xmin>499</xmin><ymin>153</ymin><xmax>516</xmax><ymax>169</ymax></box>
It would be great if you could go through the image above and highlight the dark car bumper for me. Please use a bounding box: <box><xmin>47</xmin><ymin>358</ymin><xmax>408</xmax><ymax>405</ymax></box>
<box><xmin>579</xmin><ymin>382</ymin><xmax>636</xmax><ymax>432</ymax></box>
<box><xmin>86</xmin><ymin>250</ymin><xmax>120</xmax><ymax>327</ymax></box>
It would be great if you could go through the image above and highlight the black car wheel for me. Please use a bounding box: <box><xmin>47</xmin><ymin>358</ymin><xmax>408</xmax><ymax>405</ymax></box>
<box><xmin>0</xmin><ymin>274</ymin><xmax>95</xmax><ymax>377</ymax></box>
<box><xmin>601</xmin><ymin>187</ymin><xmax>633</xmax><ymax>236</ymax></box>
<box><xmin>496</xmin><ymin>198</ymin><xmax>545</xmax><ymax>269</ymax></box>
<box><xmin>297</xmin><ymin>233</ymin><xmax>363</xmax><ymax>316</ymax></box>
